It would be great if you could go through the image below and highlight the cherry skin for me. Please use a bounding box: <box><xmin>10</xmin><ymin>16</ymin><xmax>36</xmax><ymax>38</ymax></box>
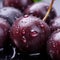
<box><xmin>47</xmin><ymin>29</ymin><xmax>60</xmax><ymax>60</ymax></box>
<box><xmin>49</xmin><ymin>17</ymin><xmax>60</xmax><ymax>33</ymax></box>
<box><xmin>10</xmin><ymin>15</ymin><xmax>50</xmax><ymax>53</ymax></box>
<box><xmin>0</xmin><ymin>17</ymin><xmax>10</xmax><ymax>48</ymax></box>
<box><xmin>0</xmin><ymin>7</ymin><xmax>23</xmax><ymax>25</ymax></box>
<box><xmin>3</xmin><ymin>0</ymin><xmax>33</xmax><ymax>12</ymax></box>
<box><xmin>24</xmin><ymin>2</ymin><xmax>57</xmax><ymax>24</ymax></box>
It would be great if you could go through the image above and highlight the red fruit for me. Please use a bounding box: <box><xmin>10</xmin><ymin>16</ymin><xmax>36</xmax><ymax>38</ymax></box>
<box><xmin>47</xmin><ymin>29</ymin><xmax>60</xmax><ymax>60</ymax></box>
<box><xmin>10</xmin><ymin>15</ymin><xmax>50</xmax><ymax>53</ymax></box>
<box><xmin>24</xmin><ymin>2</ymin><xmax>57</xmax><ymax>24</ymax></box>
<box><xmin>0</xmin><ymin>17</ymin><xmax>10</xmax><ymax>48</ymax></box>
<box><xmin>3</xmin><ymin>0</ymin><xmax>33</xmax><ymax>11</ymax></box>
<box><xmin>0</xmin><ymin>7</ymin><xmax>23</xmax><ymax>25</ymax></box>
<box><xmin>49</xmin><ymin>17</ymin><xmax>60</xmax><ymax>32</ymax></box>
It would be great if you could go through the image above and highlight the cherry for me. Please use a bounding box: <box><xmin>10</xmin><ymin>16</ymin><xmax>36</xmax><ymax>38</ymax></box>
<box><xmin>47</xmin><ymin>29</ymin><xmax>60</xmax><ymax>60</ymax></box>
<box><xmin>10</xmin><ymin>15</ymin><xmax>50</xmax><ymax>53</ymax></box>
<box><xmin>24</xmin><ymin>2</ymin><xmax>57</xmax><ymax>24</ymax></box>
<box><xmin>3</xmin><ymin>0</ymin><xmax>33</xmax><ymax>12</ymax></box>
<box><xmin>0</xmin><ymin>17</ymin><xmax>10</xmax><ymax>48</ymax></box>
<box><xmin>10</xmin><ymin>0</ymin><xmax>55</xmax><ymax>53</ymax></box>
<box><xmin>49</xmin><ymin>17</ymin><xmax>60</xmax><ymax>33</ymax></box>
<box><xmin>0</xmin><ymin>7</ymin><xmax>23</xmax><ymax>25</ymax></box>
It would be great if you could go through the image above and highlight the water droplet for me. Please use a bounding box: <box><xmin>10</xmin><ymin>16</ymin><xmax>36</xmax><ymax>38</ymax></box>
<box><xmin>30</xmin><ymin>30</ymin><xmax>38</xmax><ymax>37</ymax></box>
<box><xmin>22</xmin><ymin>36</ymin><xmax>27</xmax><ymax>43</ymax></box>
<box><xmin>49</xmin><ymin>50</ymin><xmax>54</xmax><ymax>58</ymax></box>
<box><xmin>52</xmin><ymin>42</ymin><xmax>56</xmax><ymax>48</ymax></box>
<box><xmin>14</xmin><ymin>39</ymin><xmax>18</xmax><ymax>46</ymax></box>
<box><xmin>53</xmin><ymin>44</ymin><xmax>55</xmax><ymax>48</ymax></box>
<box><xmin>15</xmin><ymin>17</ymin><xmax>17</xmax><ymax>19</ymax></box>
<box><xmin>24</xmin><ymin>40</ymin><xmax>26</xmax><ymax>43</ymax></box>
<box><xmin>24</xmin><ymin>15</ymin><xmax>28</xmax><ymax>18</ymax></box>
<box><xmin>22</xmin><ymin>30</ymin><xmax>25</xmax><ymax>34</ymax></box>
<box><xmin>41</xmin><ymin>24</ymin><xmax>44</xmax><ymax>28</ymax></box>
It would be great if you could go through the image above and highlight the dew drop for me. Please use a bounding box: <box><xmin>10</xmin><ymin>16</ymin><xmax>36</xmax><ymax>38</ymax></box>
<box><xmin>49</xmin><ymin>50</ymin><xmax>54</xmax><ymax>59</ymax></box>
<box><xmin>40</xmin><ymin>24</ymin><xmax>44</xmax><ymax>28</ymax></box>
<box><xmin>15</xmin><ymin>16</ymin><xmax>17</xmax><ymax>19</ymax></box>
<box><xmin>22</xmin><ymin>30</ymin><xmax>25</xmax><ymax>35</ymax></box>
<box><xmin>30</xmin><ymin>30</ymin><xmax>38</xmax><ymax>37</ymax></box>
<box><xmin>22</xmin><ymin>36</ymin><xmax>27</xmax><ymax>43</ymax></box>
<box><xmin>53</xmin><ymin>44</ymin><xmax>55</xmax><ymax>48</ymax></box>
<box><xmin>24</xmin><ymin>15</ymin><xmax>28</xmax><ymax>18</ymax></box>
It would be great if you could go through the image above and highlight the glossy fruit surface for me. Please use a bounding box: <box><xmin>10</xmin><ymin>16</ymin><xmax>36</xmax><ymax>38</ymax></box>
<box><xmin>47</xmin><ymin>29</ymin><xmax>60</xmax><ymax>60</ymax></box>
<box><xmin>49</xmin><ymin>17</ymin><xmax>60</xmax><ymax>32</ymax></box>
<box><xmin>0</xmin><ymin>17</ymin><xmax>10</xmax><ymax>48</ymax></box>
<box><xmin>3</xmin><ymin>0</ymin><xmax>33</xmax><ymax>11</ymax></box>
<box><xmin>0</xmin><ymin>7</ymin><xmax>23</xmax><ymax>25</ymax></box>
<box><xmin>10</xmin><ymin>15</ymin><xmax>50</xmax><ymax>53</ymax></box>
<box><xmin>24</xmin><ymin>2</ymin><xmax>57</xmax><ymax>24</ymax></box>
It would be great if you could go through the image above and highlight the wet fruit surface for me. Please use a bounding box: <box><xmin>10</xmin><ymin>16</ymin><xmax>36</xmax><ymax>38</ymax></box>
<box><xmin>24</xmin><ymin>2</ymin><xmax>57</xmax><ymax>24</ymax></box>
<box><xmin>0</xmin><ymin>0</ymin><xmax>59</xmax><ymax>60</ymax></box>
<box><xmin>0</xmin><ymin>7</ymin><xmax>23</xmax><ymax>25</ymax></box>
<box><xmin>3</xmin><ymin>0</ymin><xmax>33</xmax><ymax>11</ymax></box>
<box><xmin>49</xmin><ymin>17</ymin><xmax>60</xmax><ymax>33</ymax></box>
<box><xmin>10</xmin><ymin>15</ymin><xmax>50</xmax><ymax>53</ymax></box>
<box><xmin>47</xmin><ymin>29</ymin><xmax>60</xmax><ymax>60</ymax></box>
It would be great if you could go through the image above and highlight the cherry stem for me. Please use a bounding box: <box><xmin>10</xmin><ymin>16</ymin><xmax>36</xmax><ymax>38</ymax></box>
<box><xmin>43</xmin><ymin>0</ymin><xmax>55</xmax><ymax>21</ymax></box>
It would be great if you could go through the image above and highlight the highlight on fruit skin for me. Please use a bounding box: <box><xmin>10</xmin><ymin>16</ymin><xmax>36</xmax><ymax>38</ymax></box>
<box><xmin>47</xmin><ymin>29</ymin><xmax>60</xmax><ymax>60</ymax></box>
<box><xmin>3</xmin><ymin>0</ymin><xmax>34</xmax><ymax>11</ymax></box>
<box><xmin>10</xmin><ymin>15</ymin><xmax>50</xmax><ymax>53</ymax></box>
<box><xmin>24</xmin><ymin>0</ymin><xmax>56</xmax><ymax>24</ymax></box>
<box><xmin>0</xmin><ymin>7</ymin><xmax>23</xmax><ymax>25</ymax></box>
<box><xmin>49</xmin><ymin>17</ymin><xmax>60</xmax><ymax>33</ymax></box>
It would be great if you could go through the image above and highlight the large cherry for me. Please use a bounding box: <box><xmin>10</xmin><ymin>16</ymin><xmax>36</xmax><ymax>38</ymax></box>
<box><xmin>3</xmin><ymin>0</ymin><xmax>33</xmax><ymax>12</ymax></box>
<box><xmin>24</xmin><ymin>2</ymin><xmax>57</xmax><ymax>24</ymax></box>
<box><xmin>10</xmin><ymin>15</ymin><xmax>50</xmax><ymax>53</ymax></box>
<box><xmin>47</xmin><ymin>29</ymin><xmax>60</xmax><ymax>60</ymax></box>
<box><xmin>0</xmin><ymin>17</ymin><xmax>10</xmax><ymax>48</ymax></box>
<box><xmin>0</xmin><ymin>7</ymin><xmax>23</xmax><ymax>25</ymax></box>
<box><xmin>49</xmin><ymin>17</ymin><xmax>60</xmax><ymax>33</ymax></box>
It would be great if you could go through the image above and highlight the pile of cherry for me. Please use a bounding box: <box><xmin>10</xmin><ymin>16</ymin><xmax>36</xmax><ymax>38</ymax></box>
<box><xmin>0</xmin><ymin>0</ymin><xmax>60</xmax><ymax>60</ymax></box>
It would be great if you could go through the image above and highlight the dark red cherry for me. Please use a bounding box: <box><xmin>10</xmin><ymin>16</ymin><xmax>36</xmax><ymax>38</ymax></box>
<box><xmin>10</xmin><ymin>15</ymin><xmax>50</xmax><ymax>53</ymax></box>
<box><xmin>24</xmin><ymin>2</ymin><xmax>57</xmax><ymax>24</ymax></box>
<box><xmin>49</xmin><ymin>17</ymin><xmax>60</xmax><ymax>33</ymax></box>
<box><xmin>47</xmin><ymin>29</ymin><xmax>60</xmax><ymax>60</ymax></box>
<box><xmin>0</xmin><ymin>7</ymin><xmax>23</xmax><ymax>25</ymax></box>
<box><xmin>3</xmin><ymin>0</ymin><xmax>33</xmax><ymax>12</ymax></box>
<box><xmin>0</xmin><ymin>17</ymin><xmax>10</xmax><ymax>48</ymax></box>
